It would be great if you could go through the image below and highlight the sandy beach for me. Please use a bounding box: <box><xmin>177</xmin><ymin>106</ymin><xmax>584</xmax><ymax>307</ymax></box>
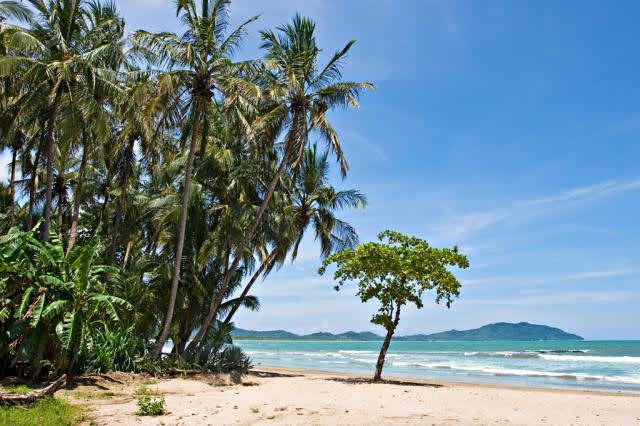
<box><xmin>66</xmin><ymin>366</ymin><xmax>640</xmax><ymax>425</ymax></box>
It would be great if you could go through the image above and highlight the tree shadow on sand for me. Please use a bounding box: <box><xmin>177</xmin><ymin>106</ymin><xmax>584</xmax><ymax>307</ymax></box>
<box><xmin>325</xmin><ymin>377</ymin><xmax>443</xmax><ymax>388</ymax></box>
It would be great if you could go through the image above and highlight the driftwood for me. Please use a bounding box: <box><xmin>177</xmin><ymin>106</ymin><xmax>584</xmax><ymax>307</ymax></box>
<box><xmin>0</xmin><ymin>374</ymin><xmax>67</xmax><ymax>406</ymax></box>
<box><xmin>168</xmin><ymin>367</ymin><xmax>202</xmax><ymax>375</ymax></box>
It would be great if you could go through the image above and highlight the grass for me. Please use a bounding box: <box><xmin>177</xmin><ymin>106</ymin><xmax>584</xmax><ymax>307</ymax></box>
<box><xmin>0</xmin><ymin>397</ymin><xmax>83</xmax><ymax>426</ymax></box>
<box><xmin>2</xmin><ymin>384</ymin><xmax>33</xmax><ymax>394</ymax></box>
<box><xmin>142</xmin><ymin>379</ymin><xmax>157</xmax><ymax>385</ymax></box>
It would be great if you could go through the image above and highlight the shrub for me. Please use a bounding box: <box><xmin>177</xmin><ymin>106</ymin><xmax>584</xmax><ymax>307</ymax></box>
<box><xmin>206</xmin><ymin>345</ymin><xmax>252</xmax><ymax>374</ymax></box>
<box><xmin>81</xmin><ymin>324</ymin><xmax>147</xmax><ymax>373</ymax></box>
<box><xmin>137</xmin><ymin>395</ymin><xmax>166</xmax><ymax>416</ymax></box>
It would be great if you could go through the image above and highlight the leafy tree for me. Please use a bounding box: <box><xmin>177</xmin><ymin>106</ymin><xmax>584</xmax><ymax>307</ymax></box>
<box><xmin>319</xmin><ymin>231</ymin><xmax>469</xmax><ymax>381</ymax></box>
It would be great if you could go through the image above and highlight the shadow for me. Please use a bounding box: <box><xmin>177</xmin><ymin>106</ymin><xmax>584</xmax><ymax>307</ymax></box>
<box><xmin>325</xmin><ymin>377</ymin><xmax>443</xmax><ymax>388</ymax></box>
<box><xmin>248</xmin><ymin>370</ymin><xmax>302</xmax><ymax>378</ymax></box>
<box><xmin>65</xmin><ymin>374</ymin><xmax>124</xmax><ymax>390</ymax></box>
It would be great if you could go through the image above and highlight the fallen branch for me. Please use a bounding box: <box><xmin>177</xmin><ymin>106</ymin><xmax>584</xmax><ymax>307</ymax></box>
<box><xmin>0</xmin><ymin>374</ymin><xmax>67</xmax><ymax>406</ymax></box>
<box><xmin>168</xmin><ymin>367</ymin><xmax>202</xmax><ymax>375</ymax></box>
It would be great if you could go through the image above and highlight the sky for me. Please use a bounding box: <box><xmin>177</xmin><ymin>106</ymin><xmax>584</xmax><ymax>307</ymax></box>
<box><xmin>3</xmin><ymin>0</ymin><xmax>640</xmax><ymax>340</ymax></box>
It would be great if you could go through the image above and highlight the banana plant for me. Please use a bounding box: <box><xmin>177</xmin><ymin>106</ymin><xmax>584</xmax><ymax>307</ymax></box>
<box><xmin>0</xmin><ymin>226</ymin><xmax>131</xmax><ymax>377</ymax></box>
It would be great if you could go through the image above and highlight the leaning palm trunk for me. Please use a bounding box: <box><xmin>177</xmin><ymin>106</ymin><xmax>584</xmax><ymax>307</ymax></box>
<box><xmin>40</xmin><ymin>100</ymin><xmax>58</xmax><ymax>242</ymax></box>
<box><xmin>222</xmin><ymin>250</ymin><xmax>278</xmax><ymax>327</ymax></box>
<box><xmin>183</xmin><ymin>152</ymin><xmax>289</xmax><ymax>359</ymax></box>
<box><xmin>66</xmin><ymin>138</ymin><xmax>89</xmax><ymax>254</ymax></box>
<box><xmin>150</xmin><ymin>102</ymin><xmax>202</xmax><ymax>357</ymax></box>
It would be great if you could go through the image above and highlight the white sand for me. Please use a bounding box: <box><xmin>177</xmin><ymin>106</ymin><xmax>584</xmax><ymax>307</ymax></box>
<box><xmin>69</xmin><ymin>367</ymin><xmax>640</xmax><ymax>425</ymax></box>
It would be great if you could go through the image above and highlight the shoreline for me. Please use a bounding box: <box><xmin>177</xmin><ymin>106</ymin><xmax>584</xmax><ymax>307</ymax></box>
<box><xmin>251</xmin><ymin>365</ymin><xmax>640</xmax><ymax>396</ymax></box>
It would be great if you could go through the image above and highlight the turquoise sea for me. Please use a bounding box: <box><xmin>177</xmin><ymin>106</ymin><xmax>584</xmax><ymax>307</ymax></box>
<box><xmin>239</xmin><ymin>340</ymin><xmax>640</xmax><ymax>392</ymax></box>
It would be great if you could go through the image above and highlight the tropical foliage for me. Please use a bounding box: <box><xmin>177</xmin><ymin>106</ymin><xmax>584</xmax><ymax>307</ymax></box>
<box><xmin>0</xmin><ymin>0</ymin><xmax>371</xmax><ymax>380</ymax></box>
<box><xmin>319</xmin><ymin>231</ymin><xmax>469</xmax><ymax>381</ymax></box>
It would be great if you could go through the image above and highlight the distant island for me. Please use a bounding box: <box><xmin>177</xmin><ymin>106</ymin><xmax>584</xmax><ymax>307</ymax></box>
<box><xmin>232</xmin><ymin>322</ymin><xmax>583</xmax><ymax>341</ymax></box>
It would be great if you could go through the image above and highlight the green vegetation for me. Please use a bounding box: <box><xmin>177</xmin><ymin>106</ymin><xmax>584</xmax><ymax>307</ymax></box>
<box><xmin>0</xmin><ymin>397</ymin><xmax>83</xmax><ymax>426</ymax></box>
<box><xmin>136</xmin><ymin>395</ymin><xmax>166</xmax><ymax>416</ymax></box>
<box><xmin>2</xmin><ymin>384</ymin><xmax>32</xmax><ymax>394</ymax></box>
<box><xmin>0</xmin><ymin>0</ymin><xmax>370</xmax><ymax>382</ymax></box>
<box><xmin>319</xmin><ymin>231</ymin><xmax>469</xmax><ymax>381</ymax></box>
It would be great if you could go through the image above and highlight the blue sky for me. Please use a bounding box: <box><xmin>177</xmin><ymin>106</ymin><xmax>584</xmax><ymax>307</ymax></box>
<box><xmin>4</xmin><ymin>0</ymin><xmax>639</xmax><ymax>339</ymax></box>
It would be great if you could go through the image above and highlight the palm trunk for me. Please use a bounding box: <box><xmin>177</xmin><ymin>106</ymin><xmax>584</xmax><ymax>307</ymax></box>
<box><xmin>150</xmin><ymin>102</ymin><xmax>202</xmax><ymax>358</ymax></box>
<box><xmin>66</xmin><ymin>138</ymin><xmax>89</xmax><ymax>254</ymax></box>
<box><xmin>122</xmin><ymin>240</ymin><xmax>132</xmax><ymax>268</ymax></box>
<box><xmin>107</xmin><ymin>134</ymin><xmax>135</xmax><ymax>262</ymax></box>
<box><xmin>27</xmin><ymin>142</ymin><xmax>42</xmax><ymax>230</ymax></box>
<box><xmin>373</xmin><ymin>302</ymin><xmax>402</xmax><ymax>382</ymax></box>
<box><xmin>222</xmin><ymin>250</ymin><xmax>277</xmax><ymax>327</ymax></box>
<box><xmin>184</xmin><ymin>151</ymin><xmax>289</xmax><ymax>359</ymax></box>
<box><xmin>8</xmin><ymin>145</ymin><xmax>17</xmax><ymax>225</ymax></box>
<box><xmin>40</xmin><ymin>100</ymin><xmax>58</xmax><ymax>242</ymax></box>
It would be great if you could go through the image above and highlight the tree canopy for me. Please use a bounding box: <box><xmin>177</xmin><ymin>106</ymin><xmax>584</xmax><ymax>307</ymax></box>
<box><xmin>319</xmin><ymin>231</ymin><xmax>469</xmax><ymax>380</ymax></box>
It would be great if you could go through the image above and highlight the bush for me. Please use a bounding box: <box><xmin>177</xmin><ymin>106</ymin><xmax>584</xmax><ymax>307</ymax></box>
<box><xmin>82</xmin><ymin>324</ymin><xmax>147</xmax><ymax>373</ymax></box>
<box><xmin>137</xmin><ymin>395</ymin><xmax>166</xmax><ymax>416</ymax></box>
<box><xmin>206</xmin><ymin>345</ymin><xmax>252</xmax><ymax>374</ymax></box>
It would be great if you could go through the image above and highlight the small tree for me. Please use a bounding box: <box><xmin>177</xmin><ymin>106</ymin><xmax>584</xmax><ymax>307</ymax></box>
<box><xmin>319</xmin><ymin>231</ymin><xmax>469</xmax><ymax>381</ymax></box>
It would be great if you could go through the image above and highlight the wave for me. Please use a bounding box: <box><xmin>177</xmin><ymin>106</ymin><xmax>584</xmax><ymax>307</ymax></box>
<box><xmin>539</xmin><ymin>354</ymin><xmax>640</xmax><ymax>364</ymax></box>
<box><xmin>534</xmin><ymin>349</ymin><xmax>592</xmax><ymax>354</ymax></box>
<box><xmin>392</xmin><ymin>361</ymin><xmax>640</xmax><ymax>385</ymax></box>
<box><xmin>465</xmin><ymin>351</ymin><xmax>541</xmax><ymax>359</ymax></box>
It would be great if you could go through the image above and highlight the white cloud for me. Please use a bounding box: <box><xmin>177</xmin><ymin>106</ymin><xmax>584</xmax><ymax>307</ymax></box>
<box><xmin>465</xmin><ymin>291</ymin><xmax>634</xmax><ymax>306</ymax></box>
<box><xmin>431</xmin><ymin>177</ymin><xmax>640</xmax><ymax>240</ymax></box>
<box><xmin>0</xmin><ymin>149</ymin><xmax>12</xmax><ymax>184</ymax></box>
<box><xmin>566</xmin><ymin>268</ymin><xmax>640</xmax><ymax>280</ymax></box>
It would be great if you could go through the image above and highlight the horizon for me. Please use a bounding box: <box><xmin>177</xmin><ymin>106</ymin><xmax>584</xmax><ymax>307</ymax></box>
<box><xmin>230</xmin><ymin>321</ymin><xmax>585</xmax><ymax>338</ymax></box>
<box><xmin>2</xmin><ymin>0</ymin><xmax>639</xmax><ymax>340</ymax></box>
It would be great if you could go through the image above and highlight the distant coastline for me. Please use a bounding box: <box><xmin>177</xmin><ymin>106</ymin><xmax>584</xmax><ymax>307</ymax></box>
<box><xmin>232</xmin><ymin>322</ymin><xmax>583</xmax><ymax>341</ymax></box>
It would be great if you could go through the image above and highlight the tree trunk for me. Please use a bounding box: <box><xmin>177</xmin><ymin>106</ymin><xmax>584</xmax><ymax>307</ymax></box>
<box><xmin>222</xmin><ymin>250</ymin><xmax>277</xmax><ymax>327</ymax></box>
<box><xmin>9</xmin><ymin>145</ymin><xmax>17</xmax><ymax>214</ymax></box>
<box><xmin>27</xmin><ymin>141</ymin><xmax>42</xmax><ymax>230</ymax></box>
<box><xmin>150</xmin><ymin>102</ymin><xmax>202</xmax><ymax>358</ymax></box>
<box><xmin>0</xmin><ymin>375</ymin><xmax>66</xmax><ymax>406</ymax></box>
<box><xmin>107</xmin><ymin>134</ymin><xmax>135</xmax><ymax>262</ymax></box>
<box><xmin>40</xmin><ymin>100</ymin><xmax>58</xmax><ymax>242</ymax></box>
<box><xmin>66</xmin><ymin>136</ymin><xmax>89</xmax><ymax>254</ymax></box>
<box><xmin>373</xmin><ymin>302</ymin><xmax>402</xmax><ymax>382</ymax></box>
<box><xmin>184</xmin><ymin>151</ymin><xmax>290</xmax><ymax>359</ymax></box>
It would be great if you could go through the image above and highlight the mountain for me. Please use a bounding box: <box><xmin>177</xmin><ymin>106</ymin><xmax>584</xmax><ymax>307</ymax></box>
<box><xmin>398</xmin><ymin>322</ymin><xmax>583</xmax><ymax>341</ymax></box>
<box><xmin>231</xmin><ymin>322</ymin><xmax>583</xmax><ymax>341</ymax></box>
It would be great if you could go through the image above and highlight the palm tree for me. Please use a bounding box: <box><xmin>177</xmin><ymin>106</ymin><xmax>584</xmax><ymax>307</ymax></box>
<box><xmin>222</xmin><ymin>145</ymin><xmax>366</xmax><ymax>326</ymax></box>
<box><xmin>0</xmin><ymin>0</ymin><xmax>123</xmax><ymax>242</ymax></box>
<box><xmin>133</xmin><ymin>0</ymin><xmax>260</xmax><ymax>357</ymax></box>
<box><xmin>185</xmin><ymin>14</ymin><xmax>373</xmax><ymax>358</ymax></box>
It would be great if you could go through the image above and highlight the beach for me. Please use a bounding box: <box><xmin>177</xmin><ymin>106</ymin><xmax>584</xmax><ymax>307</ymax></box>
<box><xmin>70</xmin><ymin>366</ymin><xmax>640</xmax><ymax>425</ymax></box>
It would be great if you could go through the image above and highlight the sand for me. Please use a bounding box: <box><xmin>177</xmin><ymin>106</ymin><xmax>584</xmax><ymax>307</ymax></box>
<box><xmin>65</xmin><ymin>366</ymin><xmax>640</xmax><ymax>425</ymax></box>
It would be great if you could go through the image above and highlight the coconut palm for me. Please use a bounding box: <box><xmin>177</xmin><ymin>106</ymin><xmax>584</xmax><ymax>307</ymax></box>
<box><xmin>185</xmin><ymin>14</ymin><xmax>373</xmax><ymax>357</ymax></box>
<box><xmin>0</xmin><ymin>0</ymin><xmax>123</xmax><ymax>242</ymax></box>
<box><xmin>132</xmin><ymin>0</ymin><xmax>260</xmax><ymax>357</ymax></box>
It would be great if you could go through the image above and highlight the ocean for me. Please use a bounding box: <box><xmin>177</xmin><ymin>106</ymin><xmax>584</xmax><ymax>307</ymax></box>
<box><xmin>239</xmin><ymin>340</ymin><xmax>640</xmax><ymax>392</ymax></box>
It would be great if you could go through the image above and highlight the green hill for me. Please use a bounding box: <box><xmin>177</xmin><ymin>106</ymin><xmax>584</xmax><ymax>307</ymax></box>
<box><xmin>231</xmin><ymin>322</ymin><xmax>583</xmax><ymax>341</ymax></box>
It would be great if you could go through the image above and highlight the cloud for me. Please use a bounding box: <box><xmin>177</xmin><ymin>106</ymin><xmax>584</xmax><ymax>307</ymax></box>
<box><xmin>566</xmin><ymin>268</ymin><xmax>640</xmax><ymax>280</ymax></box>
<box><xmin>0</xmin><ymin>149</ymin><xmax>12</xmax><ymax>183</ymax></box>
<box><xmin>521</xmin><ymin>179</ymin><xmax>640</xmax><ymax>207</ymax></box>
<box><xmin>465</xmin><ymin>290</ymin><xmax>634</xmax><ymax>306</ymax></box>
<box><xmin>431</xmin><ymin>177</ymin><xmax>640</xmax><ymax>240</ymax></box>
